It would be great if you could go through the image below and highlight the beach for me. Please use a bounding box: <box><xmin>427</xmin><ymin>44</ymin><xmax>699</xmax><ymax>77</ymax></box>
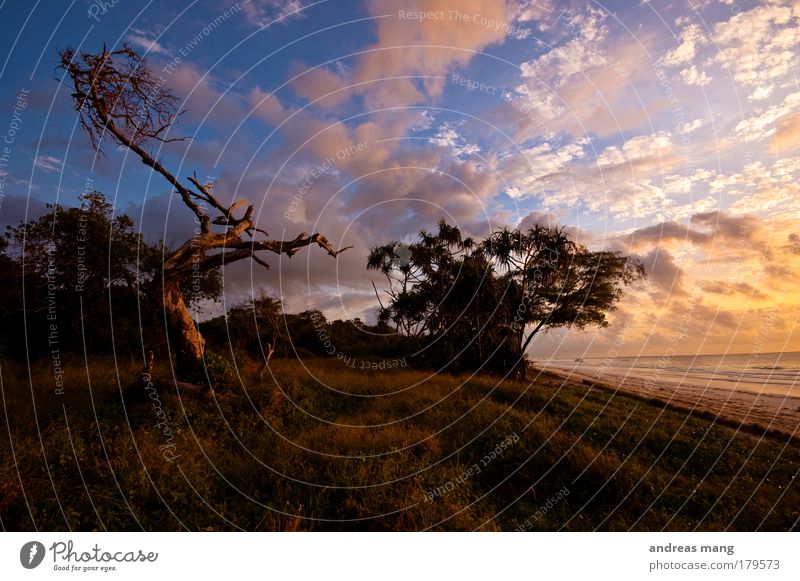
<box><xmin>536</xmin><ymin>353</ymin><xmax>800</xmax><ymax>440</ymax></box>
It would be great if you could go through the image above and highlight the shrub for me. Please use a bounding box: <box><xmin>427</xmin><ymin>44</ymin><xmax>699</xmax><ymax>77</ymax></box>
<box><xmin>201</xmin><ymin>350</ymin><xmax>237</xmax><ymax>390</ymax></box>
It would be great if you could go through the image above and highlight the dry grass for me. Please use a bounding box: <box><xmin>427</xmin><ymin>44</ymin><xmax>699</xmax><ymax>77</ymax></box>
<box><xmin>1</xmin><ymin>355</ymin><xmax>798</xmax><ymax>531</ymax></box>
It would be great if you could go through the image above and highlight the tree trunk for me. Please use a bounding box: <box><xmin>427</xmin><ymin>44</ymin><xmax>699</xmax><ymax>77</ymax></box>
<box><xmin>508</xmin><ymin>334</ymin><xmax>527</xmax><ymax>380</ymax></box>
<box><xmin>159</xmin><ymin>278</ymin><xmax>205</xmax><ymax>381</ymax></box>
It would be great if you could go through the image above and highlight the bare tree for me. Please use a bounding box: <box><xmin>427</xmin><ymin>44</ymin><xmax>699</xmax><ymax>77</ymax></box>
<box><xmin>59</xmin><ymin>45</ymin><xmax>349</xmax><ymax>383</ymax></box>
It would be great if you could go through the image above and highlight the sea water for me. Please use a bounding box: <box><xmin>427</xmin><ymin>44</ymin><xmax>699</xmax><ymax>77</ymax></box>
<box><xmin>540</xmin><ymin>351</ymin><xmax>800</xmax><ymax>397</ymax></box>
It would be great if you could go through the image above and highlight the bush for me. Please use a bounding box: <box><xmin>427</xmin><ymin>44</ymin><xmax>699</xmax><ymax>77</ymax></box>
<box><xmin>201</xmin><ymin>350</ymin><xmax>237</xmax><ymax>390</ymax></box>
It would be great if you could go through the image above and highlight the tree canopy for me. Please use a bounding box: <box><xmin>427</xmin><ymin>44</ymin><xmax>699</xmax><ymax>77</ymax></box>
<box><xmin>368</xmin><ymin>220</ymin><xmax>645</xmax><ymax>377</ymax></box>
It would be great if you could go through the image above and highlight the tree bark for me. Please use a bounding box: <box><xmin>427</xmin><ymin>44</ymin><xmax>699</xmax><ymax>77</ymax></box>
<box><xmin>159</xmin><ymin>278</ymin><xmax>205</xmax><ymax>381</ymax></box>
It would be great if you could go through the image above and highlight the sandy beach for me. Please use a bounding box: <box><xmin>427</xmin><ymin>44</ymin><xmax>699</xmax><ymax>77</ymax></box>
<box><xmin>536</xmin><ymin>366</ymin><xmax>800</xmax><ymax>441</ymax></box>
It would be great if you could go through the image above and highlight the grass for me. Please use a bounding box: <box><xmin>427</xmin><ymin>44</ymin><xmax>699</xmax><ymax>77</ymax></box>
<box><xmin>1</xmin><ymin>354</ymin><xmax>798</xmax><ymax>531</ymax></box>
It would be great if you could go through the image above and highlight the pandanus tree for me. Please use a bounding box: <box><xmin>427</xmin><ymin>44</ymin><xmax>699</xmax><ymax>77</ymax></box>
<box><xmin>483</xmin><ymin>225</ymin><xmax>646</xmax><ymax>376</ymax></box>
<box><xmin>59</xmin><ymin>45</ymin><xmax>349</xmax><ymax>382</ymax></box>
<box><xmin>369</xmin><ymin>221</ymin><xmax>645</xmax><ymax>377</ymax></box>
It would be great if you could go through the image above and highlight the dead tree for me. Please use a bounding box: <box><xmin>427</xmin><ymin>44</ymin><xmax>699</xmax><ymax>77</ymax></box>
<box><xmin>59</xmin><ymin>45</ymin><xmax>349</xmax><ymax>383</ymax></box>
<box><xmin>259</xmin><ymin>328</ymin><xmax>279</xmax><ymax>380</ymax></box>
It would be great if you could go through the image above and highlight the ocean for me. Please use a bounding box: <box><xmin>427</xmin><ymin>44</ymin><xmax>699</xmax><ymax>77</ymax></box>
<box><xmin>539</xmin><ymin>351</ymin><xmax>800</xmax><ymax>398</ymax></box>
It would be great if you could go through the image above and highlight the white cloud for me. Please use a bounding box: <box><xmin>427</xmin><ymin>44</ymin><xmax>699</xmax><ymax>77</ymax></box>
<box><xmin>734</xmin><ymin>91</ymin><xmax>800</xmax><ymax>141</ymax></box>
<box><xmin>596</xmin><ymin>131</ymin><xmax>672</xmax><ymax>167</ymax></box>
<box><xmin>713</xmin><ymin>1</ymin><xmax>800</xmax><ymax>102</ymax></box>
<box><xmin>678</xmin><ymin>65</ymin><xmax>711</xmax><ymax>87</ymax></box>
<box><xmin>34</xmin><ymin>155</ymin><xmax>63</xmax><ymax>173</ymax></box>
<box><xmin>126</xmin><ymin>33</ymin><xmax>169</xmax><ymax>55</ymax></box>
<box><xmin>748</xmin><ymin>84</ymin><xmax>775</xmax><ymax>102</ymax></box>
<box><xmin>679</xmin><ymin>118</ymin><xmax>705</xmax><ymax>134</ymax></box>
<box><xmin>504</xmin><ymin>140</ymin><xmax>587</xmax><ymax>196</ymax></box>
<box><xmin>709</xmin><ymin>157</ymin><xmax>800</xmax><ymax>216</ymax></box>
<box><xmin>241</xmin><ymin>0</ymin><xmax>307</xmax><ymax>27</ymax></box>
<box><xmin>429</xmin><ymin>123</ymin><xmax>481</xmax><ymax>159</ymax></box>
<box><xmin>662</xmin><ymin>23</ymin><xmax>708</xmax><ymax>67</ymax></box>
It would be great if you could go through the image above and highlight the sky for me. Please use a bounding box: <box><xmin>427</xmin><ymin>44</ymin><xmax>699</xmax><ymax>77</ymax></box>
<box><xmin>0</xmin><ymin>0</ymin><xmax>798</xmax><ymax>358</ymax></box>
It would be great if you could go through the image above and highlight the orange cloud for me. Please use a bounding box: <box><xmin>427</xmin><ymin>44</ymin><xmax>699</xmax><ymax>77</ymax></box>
<box><xmin>352</xmin><ymin>0</ymin><xmax>515</xmax><ymax>107</ymax></box>
<box><xmin>289</xmin><ymin>62</ymin><xmax>353</xmax><ymax>107</ymax></box>
<box><xmin>771</xmin><ymin>112</ymin><xmax>800</xmax><ymax>153</ymax></box>
<box><xmin>249</xmin><ymin>87</ymin><xmax>292</xmax><ymax>125</ymax></box>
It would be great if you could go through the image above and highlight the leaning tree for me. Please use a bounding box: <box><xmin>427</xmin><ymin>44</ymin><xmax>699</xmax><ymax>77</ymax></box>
<box><xmin>59</xmin><ymin>45</ymin><xmax>349</xmax><ymax>382</ymax></box>
<box><xmin>483</xmin><ymin>225</ymin><xmax>646</xmax><ymax>376</ymax></box>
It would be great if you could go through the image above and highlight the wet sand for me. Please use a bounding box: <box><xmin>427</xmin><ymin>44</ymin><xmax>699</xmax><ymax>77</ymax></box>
<box><xmin>534</xmin><ymin>366</ymin><xmax>800</xmax><ymax>441</ymax></box>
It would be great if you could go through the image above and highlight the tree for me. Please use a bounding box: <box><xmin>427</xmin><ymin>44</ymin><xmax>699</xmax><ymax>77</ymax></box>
<box><xmin>367</xmin><ymin>220</ymin><xmax>476</xmax><ymax>338</ymax></box>
<box><xmin>3</xmin><ymin>192</ymin><xmax>175</xmax><ymax>356</ymax></box>
<box><xmin>200</xmin><ymin>290</ymin><xmax>283</xmax><ymax>369</ymax></box>
<box><xmin>58</xmin><ymin>45</ymin><xmax>349</xmax><ymax>383</ymax></box>
<box><xmin>369</xmin><ymin>221</ymin><xmax>645</xmax><ymax>377</ymax></box>
<box><xmin>368</xmin><ymin>220</ymin><xmax>514</xmax><ymax>373</ymax></box>
<box><xmin>484</xmin><ymin>225</ymin><xmax>646</xmax><ymax>376</ymax></box>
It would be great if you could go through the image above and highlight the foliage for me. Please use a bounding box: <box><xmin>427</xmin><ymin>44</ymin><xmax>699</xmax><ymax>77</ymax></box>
<box><xmin>2</xmin><ymin>192</ymin><xmax>163</xmax><ymax>356</ymax></box>
<box><xmin>368</xmin><ymin>220</ymin><xmax>645</xmax><ymax>376</ymax></box>
<box><xmin>201</xmin><ymin>350</ymin><xmax>237</xmax><ymax>390</ymax></box>
<box><xmin>201</xmin><ymin>294</ymin><xmax>416</xmax><ymax>362</ymax></box>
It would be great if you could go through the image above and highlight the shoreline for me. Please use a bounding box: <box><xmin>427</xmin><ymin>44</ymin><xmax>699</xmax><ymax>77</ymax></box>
<box><xmin>534</xmin><ymin>366</ymin><xmax>800</xmax><ymax>441</ymax></box>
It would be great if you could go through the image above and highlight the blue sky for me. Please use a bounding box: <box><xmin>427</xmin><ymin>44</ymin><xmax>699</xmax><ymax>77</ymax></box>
<box><xmin>0</xmin><ymin>0</ymin><xmax>798</xmax><ymax>357</ymax></box>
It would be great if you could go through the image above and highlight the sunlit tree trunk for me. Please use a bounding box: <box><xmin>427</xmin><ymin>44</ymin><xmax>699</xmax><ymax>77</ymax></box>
<box><xmin>159</xmin><ymin>278</ymin><xmax>205</xmax><ymax>378</ymax></box>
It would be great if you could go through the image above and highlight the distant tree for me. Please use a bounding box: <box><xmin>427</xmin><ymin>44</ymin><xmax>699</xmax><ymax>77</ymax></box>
<box><xmin>0</xmin><ymin>236</ymin><xmax>33</xmax><ymax>357</ymax></box>
<box><xmin>368</xmin><ymin>220</ymin><xmax>512</xmax><ymax>372</ymax></box>
<box><xmin>58</xmin><ymin>45</ymin><xmax>349</xmax><ymax>384</ymax></box>
<box><xmin>3</xmin><ymin>192</ymin><xmax>184</xmax><ymax>355</ymax></box>
<box><xmin>369</xmin><ymin>221</ymin><xmax>645</xmax><ymax>377</ymax></box>
<box><xmin>201</xmin><ymin>290</ymin><xmax>283</xmax><ymax>370</ymax></box>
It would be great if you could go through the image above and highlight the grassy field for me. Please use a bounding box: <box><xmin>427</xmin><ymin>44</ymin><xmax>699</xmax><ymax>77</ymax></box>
<box><xmin>1</xmin><ymin>355</ymin><xmax>798</xmax><ymax>531</ymax></box>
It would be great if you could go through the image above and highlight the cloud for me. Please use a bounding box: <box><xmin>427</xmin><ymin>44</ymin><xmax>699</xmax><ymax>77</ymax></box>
<box><xmin>771</xmin><ymin>112</ymin><xmax>800</xmax><ymax>153</ymax></box>
<box><xmin>248</xmin><ymin>87</ymin><xmax>293</xmax><ymax>125</ymax></box>
<box><xmin>127</xmin><ymin>31</ymin><xmax>170</xmax><ymax>55</ymax></box>
<box><xmin>241</xmin><ymin>0</ymin><xmax>308</xmax><ymax>27</ymax></box>
<box><xmin>520</xmin><ymin>10</ymin><xmax>609</xmax><ymax>84</ymax></box>
<box><xmin>662</xmin><ymin>22</ymin><xmax>708</xmax><ymax>67</ymax></box>
<box><xmin>351</xmin><ymin>0</ymin><xmax>516</xmax><ymax>108</ymax></box>
<box><xmin>712</xmin><ymin>1</ymin><xmax>800</xmax><ymax>102</ymax></box>
<box><xmin>510</xmin><ymin>7</ymin><xmax>659</xmax><ymax>138</ymax></box>
<box><xmin>163</xmin><ymin>62</ymin><xmax>246</xmax><ymax>127</ymax></box>
<box><xmin>428</xmin><ymin>122</ymin><xmax>481</xmax><ymax>158</ymax></box>
<box><xmin>627</xmin><ymin>210</ymin><xmax>762</xmax><ymax>251</ymax></box>
<box><xmin>494</xmin><ymin>127</ymin><xmax>696</xmax><ymax>222</ymax></box>
<box><xmin>709</xmin><ymin>156</ymin><xmax>800</xmax><ymax>217</ymax></box>
<box><xmin>596</xmin><ymin>131</ymin><xmax>672</xmax><ymax>167</ymax></box>
<box><xmin>34</xmin><ymin>155</ymin><xmax>63</xmax><ymax>173</ymax></box>
<box><xmin>502</xmin><ymin>140</ymin><xmax>587</xmax><ymax>199</ymax></box>
<box><xmin>734</xmin><ymin>91</ymin><xmax>800</xmax><ymax>142</ymax></box>
<box><xmin>787</xmin><ymin>233</ymin><xmax>800</xmax><ymax>255</ymax></box>
<box><xmin>515</xmin><ymin>0</ymin><xmax>555</xmax><ymax>24</ymax></box>
<box><xmin>698</xmin><ymin>279</ymin><xmax>767</xmax><ymax>300</ymax></box>
<box><xmin>638</xmin><ymin>247</ymin><xmax>687</xmax><ymax>295</ymax></box>
<box><xmin>289</xmin><ymin>62</ymin><xmax>353</xmax><ymax>108</ymax></box>
<box><xmin>677</xmin><ymin>65</ymin><xmax>711</xmax><ymax>87</ymax></box>
<box><xmin>679</xmin><ymin>118</ymin><xmax>704</xmax><ymax>134</ymax></box>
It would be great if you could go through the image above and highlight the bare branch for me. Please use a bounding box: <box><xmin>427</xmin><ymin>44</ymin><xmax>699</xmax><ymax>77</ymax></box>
<box><xmin>58</xmin><ymin>44</ymin><xmax>349</xmax><ymax>379</ymax></box>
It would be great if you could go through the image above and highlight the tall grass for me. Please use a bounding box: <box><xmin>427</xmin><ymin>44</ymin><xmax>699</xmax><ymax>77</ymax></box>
<box><xmin>1</xmin><ymin>355</ymin><xmax>797</xmax><ymax>531</ymax></box>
